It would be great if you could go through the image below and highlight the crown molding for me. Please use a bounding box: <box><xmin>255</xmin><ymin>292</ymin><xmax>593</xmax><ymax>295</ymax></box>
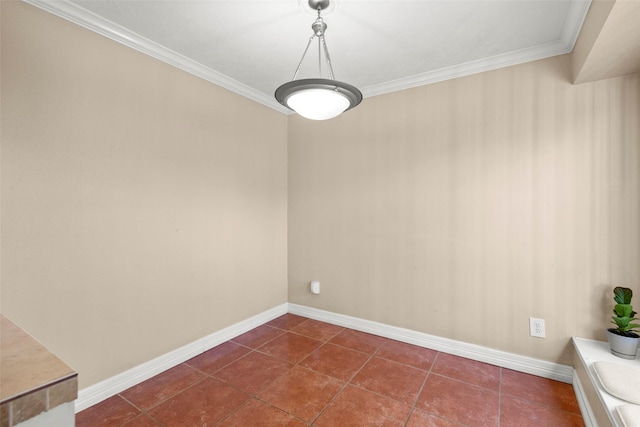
<box><xmin>561</xmin><ymin>0</ymin><xmax>592</xmax><ymax>48</ymax></box>
<box><xmin>22</xmin><ymin>0</ymin><xmax>292</xmax><ymax>115</ymax></box>
<box><xmin>361</xmin><ymin>0</ymin><xmax>591</xmax><ymax>98</ymax></box>
<box><xmin>23</xmin><ymin>0</ymin><xmax>591</xmax><ymax>112</ymax></box>
<box><xmin>361</xmin><ymin>40</ymin><xmax>571</xmax><ymax>98</ymax></box>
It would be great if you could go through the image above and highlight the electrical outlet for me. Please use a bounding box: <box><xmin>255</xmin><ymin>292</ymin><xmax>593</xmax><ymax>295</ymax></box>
<box><xmin>529</xmin><ymin>318</ymin><xmax>545</xmax><ymax>338</ymax></box>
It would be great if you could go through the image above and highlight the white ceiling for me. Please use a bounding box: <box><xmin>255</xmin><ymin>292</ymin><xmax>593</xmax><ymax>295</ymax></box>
<box><xmin>25</xmin><ymin>0</ymin><xmax>592</xmax><ymax>114</ymax></box>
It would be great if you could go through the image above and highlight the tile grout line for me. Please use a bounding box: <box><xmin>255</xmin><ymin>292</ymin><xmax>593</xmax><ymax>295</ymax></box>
<box><xmin>118</xmin><ymin>367</ymin><xmax>190</xmax><ymax>412</ymax></box>
<box><xmin>222</xmin><ymin>326</ymin><xmax>329</xmax><ymax>419</ymax></box>
<box><xmin>139</xmin><ymin>371</ymin><xmax>210</xmax><ymax>415</ymax></box>
<box><xmin>213</xmin><ymin>394</ymin><xmax>254</xmax><ymax>426</ymax></box>
<box><xmin>402</xmin><ymin>350</ymin><xmax>441</xmax><ymax>426</ymax></box>
<box><xmin>205</xmin><ymin>342</ymin><xmax>299</xmax><ymax>426</ymax></box>
<box><xmin>237</xmin><ymin>317</ymin><xmax>351</xmax><ymax>425</ymax></box>
<box><xmin>250</xmin><ymin>396</ymin><xmax>311</xmax><ymax>426</ymax></box>
<box><xmin>499</xmin><ymin>365</ymin><xmax>585</xmax><ymax>416</ymax></box>
<box><xmin>296</xmin><ymin>326</ymin><xmax>352</xmax><ymax>425</ymax></box>
<box><xmin>147</xmin><ymin>348</ymin><xmax>259</xmax><ymax>426</ymax></box>
<box><xmin>116</xmin><ymin>392</ymin><xmax>144</xmax><ymax>414</ymax></box>
<box><xmin>229</xmin><ymin>326</ymin><xmax>287</xmax><ymax>350</ymax></box>
<box><xmin>147</xmin><ymin>410</ymin><xmax>167</xmax><ymax>427</ymax></box>
<box><xmin>183</xmin><ymin>342</ymin><xmax>254</xmax><ymax>376</ymax></box>
<box><xmin>308</xmin><ymin>336</ymin><xmax>386</xmax><ymax>425</ymax></box>
<box><xmin>114</xmin><ymin>368</ymin><xmax>210</xmax><ymax>427</ymax></box>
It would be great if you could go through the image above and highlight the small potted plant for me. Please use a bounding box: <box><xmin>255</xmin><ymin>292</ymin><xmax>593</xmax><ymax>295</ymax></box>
<box><xmin>606</xmin><ymin>286</ymin><xmax>640</xmax><ymax>359</ymax></box>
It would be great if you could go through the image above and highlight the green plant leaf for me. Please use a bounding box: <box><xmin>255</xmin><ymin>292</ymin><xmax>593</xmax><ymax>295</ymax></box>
<box><xmin>614</xmin><ymin>304</ymin><xmax>634</xmax><ymax>317</ymax></box>
<box><xmin>612</xmin><ymin>317</ymin><xmax>629</xmax><ymax>328</ymax></box>
<box><xmin>614</xmin><ymin>287</ymin><xmax>633</xmax><ymax>304</ymax></box>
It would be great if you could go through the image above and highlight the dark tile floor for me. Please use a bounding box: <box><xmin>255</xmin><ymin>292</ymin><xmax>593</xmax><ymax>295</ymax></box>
<box><xmin>76</xmin><ymin>314</ymin><xmax>585</xmax><ymax>426</ymax></box>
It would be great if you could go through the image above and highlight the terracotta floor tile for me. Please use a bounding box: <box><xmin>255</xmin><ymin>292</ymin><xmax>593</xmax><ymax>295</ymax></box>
<box><xmin>501</xmin><ymin>369</ymin><xmax>581</xmax><ymax>414</ymax></box>
<box><xmin>214</xmin><ymin>351</ymin><xmax>293</xmax><ymax>394</ymax></box>
<box><xmin>218</xmin><ymin>398</ymin><xmax>308</xmax><ymax>427</ymax></box>
<box><xmin>120</xmin><ymin>363</ymin><xmax>206</xmax><ymax>410</ymax></box>
<box><xmin>314</xmin><ymin>385</ymin><xmax>411</xmax><ymax>427</ymax></box>
<box><xmin>416</xmin><ymin>374</ymin><xmax>499</xmax><ymax>426</ymax></box>
<box><xmin>148</xmin><ymin>377</ymin><xmax>250</xmax><ymax>426</ymax></box>
<box><xmin>406</xmin><ymin>409</ymin><xmax>466</xmax><ymax>427</ymax></box>
<box><xmin>431</xmin><ymin>353</ymin><xmax>500</xmax><ymax>391</ymax></box>
<box><xmin>184</xmin><ymin>341</ymin><xmax>251</xmax><ymax>374</ymax></box>
<box><xmin>258</xmin><ymin>331</ymin><xmax>323</xmax><ymax>363</ymax></box>
<box><xmin>266</xmin><ymin>313</ymin><xmax>308</xmax><ymax>330</ymax></box>
<box><xmin>500</xmin><ymin>395</ymin><xmax>585</xmax><ymax>427</ymax></box>
<box><xmin>121</xmin><ymin>413</ymin><xmax>162</xmax><ymax>426</ymax></box>
<box><xmin>257</xmin><ymin>365</ymin><xmax>343</xmax><ymax>422</ymax></box>
<box><xmin>290</xmin><ymin>319</ymin><xmax>345</xmax><ymax>341</ymax></box>
<box><xmin>329</xmin><ymin>329</ymin><xmax>389</xmax><ymax>354</ymax></box>
<box><xmin>78</xmin><ymin>319</ymin><xmax>585</xmax><ymax>427</ymax></box>
<box><xmin>231</xmin><ymin>324</ymin><xmax>285</xmax><ymax>349</ymax></box>
<box><xmin>377</xmin><ymin>340</ymin><xmax>439</xmax><ymax>371</ymax></box>
<box><xmin>351</xmin><ymin>357</ymin><xmax>427</xmax><ymax>404</ymax></box>
<box><xmin>75</xmin><ymin>395</ymin><xmax>140</xmax><ymax>427</ymax></box>
<box><xmin>300</xmin><ymin>342</ymin><xmax>370</xmax><ymax>381</ymax></box>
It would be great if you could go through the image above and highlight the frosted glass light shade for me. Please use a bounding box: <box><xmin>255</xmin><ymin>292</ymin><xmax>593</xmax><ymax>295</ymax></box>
<box><xmin>275</xmin><ymin>78</ymin><xmax>362</xmax><ymax>120</ymax></box>
<box><xmin>287</xmin><ymin>88</ymin><xmax>350</xmax><ymax>120</ymax></box>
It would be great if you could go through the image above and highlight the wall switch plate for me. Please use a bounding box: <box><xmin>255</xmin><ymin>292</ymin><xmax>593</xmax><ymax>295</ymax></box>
<box><xmin>529</xmin><ymin>317</ymin><xmax>545</xmax><ymax>338</ymax></box>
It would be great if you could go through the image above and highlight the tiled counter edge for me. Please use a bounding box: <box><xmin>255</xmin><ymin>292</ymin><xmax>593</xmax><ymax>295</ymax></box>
<box><xmin>0</xmin><ymin>315</ymin><xmax>78</xmax><ymax>427</ymax></box>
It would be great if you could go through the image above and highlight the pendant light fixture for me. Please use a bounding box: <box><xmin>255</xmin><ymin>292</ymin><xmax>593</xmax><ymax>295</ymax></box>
<box><xmin>275</xmin><ymin>0</ymin><xmax>362</xmax><ymax>120</ymax></box>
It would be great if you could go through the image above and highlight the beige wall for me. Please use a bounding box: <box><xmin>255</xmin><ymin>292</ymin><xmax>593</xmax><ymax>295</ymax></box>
<box><xmin>571</xmin><ymin>0</ymin><xmax>615</xmax><ymax>83</ymax></box>
<box><xmin>2</xmin><ymin>0</ymin><xmax>640</xmax><ymax>391</ymax></box>
<box><xmin>1</xmin><ymin>2</ymin><xmax>288</xmax><ymax>388</ymax></box>
<box><xmin>288</xmin><ymin>54</ymin><xmax>640</xmax><ymax>365</ymax></box>
<box><xmin>572</xmin><ymin>0</ymin><xmax>640</xmax><ymax>84</ymax></box>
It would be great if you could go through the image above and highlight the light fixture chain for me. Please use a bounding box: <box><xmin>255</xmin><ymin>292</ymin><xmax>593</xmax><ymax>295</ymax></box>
<box><xmin>318</xmin><ymin>29</ymin><xmax>322</xmax><ymax>76</ymax></box>
<box><xmin>319</xmin><ymin>34</ymin><xmax>335</xmax><ymax>80</ymax></box>
<box><xmin>291</xmin><ymin>34</ymin><xmax>317</xmax><ymax>80</ymax></box>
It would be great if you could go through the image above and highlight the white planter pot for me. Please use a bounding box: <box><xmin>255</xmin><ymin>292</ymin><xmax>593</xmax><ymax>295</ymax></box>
<box><xmin>607</xmin><ymin>329</ymin><xmax>640</xmax><ymax>360</ymax></box>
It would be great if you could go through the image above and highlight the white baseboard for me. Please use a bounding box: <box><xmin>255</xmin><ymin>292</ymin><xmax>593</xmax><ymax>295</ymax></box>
<box><xmin>572</xmin><ymin>369</ymin><xmax>598</xmax><ymax>427</ymax></box>
<box><xmin>77</xmin><ymin>301</ymin><xmax>575</xmax><ymax>413</ymax></box>
<box><xmin>75</xmin><ymin>303</ymin><xmax>288</xmax><ymax>413</ymax></box>
<box><xmin>288</xmin><ymin>303</ymin><xmax>574</xmax><ymax>384</ymax></box>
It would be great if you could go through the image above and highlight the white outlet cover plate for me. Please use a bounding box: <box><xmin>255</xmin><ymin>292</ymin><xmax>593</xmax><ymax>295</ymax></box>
<box><xmin>529</xmin><ymin>317</ymin><xmax>546</xmax><ymax>338</ymax></box>
<box><xmin>310</xmin><ymin>281</ymin><xmax>320</xmax><ymax>295</ymax></box>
